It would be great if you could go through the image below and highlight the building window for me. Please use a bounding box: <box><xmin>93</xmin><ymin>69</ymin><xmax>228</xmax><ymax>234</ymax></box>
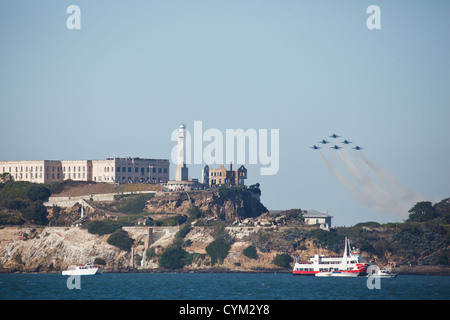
<box><xmin>135</xmin><ymin>168</ymin><xmax>138</xmax><ymax>173</ymax></box>
<box><xmin>128</xmin><ymin>167</ymin><xmax>131</xmax><ymax>172</ymax></box>
<box><xmin>117</xmin><ymin>167</ymin><xmax>121</xmax><ymax>172</ymax></box>
<box><xmin>158</xmin><ymin>168</ymin><xmax>162</xmax><ymax>173</ymax></box>
<box><xmin>164</xmin><ymin>168</ymin><xmax>167</xmax><ymax>173</ymax></box>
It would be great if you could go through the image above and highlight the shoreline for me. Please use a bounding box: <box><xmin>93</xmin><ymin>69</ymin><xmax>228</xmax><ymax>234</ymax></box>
<box><xmin>2</xmin><ymin>266</ymin><xmax>449</xmax><ymax>276</ymax></box>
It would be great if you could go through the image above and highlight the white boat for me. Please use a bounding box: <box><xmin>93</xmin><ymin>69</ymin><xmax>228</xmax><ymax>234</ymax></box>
<box><xmin>331</xmin><ymin>271</ymin><xmax>360</xmax><ymax>277</ymax></box>
<box><xmin>315</xmin><ymin>272</ymin><xmax>333</xmax><ymax>277</ymax></box>
<box><xmin>293</xmin><ymin>237</ymin><xmax>369</xmax><ymax>277</ymax></box>
<box><xmin>367</xmin><ymin>268</ymin><xmax>396</xmax><ymax>278</ymax></box>
<box><xmin>62</xmin><ymin>264</ymin><xmax>104</xmax><ymax>276</ymax></box>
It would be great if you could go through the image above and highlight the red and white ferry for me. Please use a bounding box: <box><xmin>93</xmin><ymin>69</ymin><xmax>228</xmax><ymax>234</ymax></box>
<box><xmin>293</xmin><ymin>237</ymin><xmax>369</xmax><ymax>277</ymax></box>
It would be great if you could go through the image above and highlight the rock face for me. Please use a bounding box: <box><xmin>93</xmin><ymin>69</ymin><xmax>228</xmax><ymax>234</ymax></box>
<box><xmin>0</xmin><ymin>227</ymin><xmax>127</xmax><ymax>273</ymax></box>
<box><xmin>146</xmin><ymin>189</ymin><xmax>268</xmax><ymax>222</ymax></box>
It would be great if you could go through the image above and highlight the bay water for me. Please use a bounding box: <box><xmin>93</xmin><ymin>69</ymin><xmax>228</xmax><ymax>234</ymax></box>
<box><xmin>1</xmin><ymin>273</ymin><xmax>449</xmax><ymax>300</ymax></box>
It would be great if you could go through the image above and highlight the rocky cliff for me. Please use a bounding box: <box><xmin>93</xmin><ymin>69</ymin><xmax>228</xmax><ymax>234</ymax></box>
<box><xmin>0</xmin><ymin>227</ymin><xmax>127</xmax><ymax>273</ymax></box>
<box><xmin>146</xmin><ymin>189</ymin><xmax>268</xmax><ymax>222</ymax></box>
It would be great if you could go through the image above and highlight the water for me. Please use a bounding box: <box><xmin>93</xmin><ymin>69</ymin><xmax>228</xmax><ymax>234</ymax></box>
<box><xmin>0</xmin><ymin>273</ymin><xmax>449</xmax><ymax>300</ymax></box>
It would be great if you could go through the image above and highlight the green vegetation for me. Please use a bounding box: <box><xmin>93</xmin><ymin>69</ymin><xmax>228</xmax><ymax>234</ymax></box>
<box><xmin>157</xmin><ymin>207</ymin><xmax>205</xmax><ymax>269</ymax></box>
<box><xmin>243</xmin><ymin>245</ymin><xmax>258</xmax><ymax>260</ymax></box>
<box><xmin>218</xmin><ymin>183</ymin><xmax>262</xmax><ymax>199</ymax></box>
<box><xmin>205</xmin><ymin>238</ymin><xmax>232</xmax><ymax>265</ymax></box>
<box><xmin>158</xmin><ymin>246</ymin><xmax>190</xmax><ymax>269</ymax></box>
<box><xmin>107</xmin><ymin>229</ymin><xmax>134</xmax><ymax>251</ymax></box>
<box><xmin>94</xmin><ymin>257</ymin><xmax>106</xmax><ymax>266</ymax></box>
<box><xmin>114</xmin><ymin>193</ymin><xmax>155</xmax><ymax>214</ymax></box>
<box><xmin>272</xmin><ymin>253</ymin><xmax>293</xmax><ymax>268</ymax></box>
<box><xmin>86</xmin><ymin>220</ymin><xmax>123</xmax><ymax>235</ymax></box>
<box><xmin>0</xmin><ymin>181</ymin><xmax>51</xmax><ymax>225</ymax></box>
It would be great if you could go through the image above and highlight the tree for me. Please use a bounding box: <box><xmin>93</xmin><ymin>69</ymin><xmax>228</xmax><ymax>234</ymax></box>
<box><xmin>26</xmin><ymin>184</ymin><xmax>51</xmax><ymax>202</ymax></box>
<box><xmin>205</xmin><ymin>238</ymin><xmax>231</xmax><ymax>265</ymax></box>
<box><xmin>107</xmin><ymin>229</ymin><xmax>134</xmax><ymax>251</ymax></box>
<box><xmin>158</xmin><ymin>246</ymin><xmax>189</xmax><ymax>269</ymax></box>
<box><xmin>243</xmin><ymin>245</ymin><xmax>258</xmax><ymax>260</ymax></box>
<box><xmin>272</xmin><ymin>254</ymin><xmax>293</xmax><ymax>268</ymax></box>
<box><xmin>407</xmin><ymin>201</ymin><xmax>439</xmax><ymax>222</ymax></box>
<box><xmin>21</xmin><ymin>201</ymin><xmax>48</xmax><ymax>225</ymax></box>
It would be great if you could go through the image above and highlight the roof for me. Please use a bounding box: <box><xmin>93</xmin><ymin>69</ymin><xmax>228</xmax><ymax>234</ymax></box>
<box><xmin>303</xmin><ymin>210</ymin><xmax>332</xmax><ymax>218</ymax></box>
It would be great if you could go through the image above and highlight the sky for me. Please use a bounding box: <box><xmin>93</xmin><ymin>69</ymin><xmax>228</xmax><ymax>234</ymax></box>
<box><xmin>1</xmin><ymin>1</ymin><xmax>449</xmax><ymax>226</ymax></box>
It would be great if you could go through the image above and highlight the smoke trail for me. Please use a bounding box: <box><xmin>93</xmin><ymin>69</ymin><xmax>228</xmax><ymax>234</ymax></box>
<box><xmin>336</xmin><ymin>146</ymin><xmax>411</xmax><ymax>218</ymax></box>
<box><xmin>354</xmin><ymin>151</ymin><xmax>423</xmax><ymax>203</ymax></box>
<box><xmin>318</xmin><ymin>151</ymin><xmax>378</xmax><ymax>208</ymax></box>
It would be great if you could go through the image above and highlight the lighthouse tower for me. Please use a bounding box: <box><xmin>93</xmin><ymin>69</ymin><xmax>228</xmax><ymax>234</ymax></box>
<box><xmin>175</xmin><ymin>124</ymin><xmax>189</xmax><ymax>181</ymax></box>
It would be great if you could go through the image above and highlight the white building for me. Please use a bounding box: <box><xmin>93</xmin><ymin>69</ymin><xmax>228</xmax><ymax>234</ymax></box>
<box><xmin>0</xmin><ymin>157</ymin><xmax>169</xmax><ymax>184</ymax></box>
<box><xmin>303</xmin><ymin>210</ymin><xmax>332</xmax><ymax>230</ymax></box>
<box><xmin>0</xmin><ymin>160</ymin><xmax>62</xmax><ymax>184</ymax></box>
<box><xmin>92</xmin><ymin>157</ymin><xmax>169</xmax><ymax>183</ymax></box>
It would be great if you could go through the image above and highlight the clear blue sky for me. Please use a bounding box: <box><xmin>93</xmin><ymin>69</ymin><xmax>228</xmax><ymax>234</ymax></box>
<box><xmin>1</xmin><ymin>1</ymin><xmax>449</xmax><ymax>226</ymax></box>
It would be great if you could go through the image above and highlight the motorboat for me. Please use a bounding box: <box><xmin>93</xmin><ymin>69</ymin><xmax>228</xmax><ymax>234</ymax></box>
<box><xmin>62</xmin><ymin>264</ymin><xmax>104</xmax><ymax>276</ymax></box>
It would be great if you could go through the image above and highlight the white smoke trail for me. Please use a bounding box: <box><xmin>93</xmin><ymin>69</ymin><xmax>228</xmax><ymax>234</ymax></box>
<box><xmin>355</xmin><ymin>151</ymin><xmax>422</xmax><ymax>200</ymax></box>
<box><xmin>318</xmin><ymin>151</ymin><xmax>379</xmax><ymax>208</ymax></box>
<box><xmin>336</xmin><ymin>146</ymin><xmax>412</xmax><ymax>218</ymax></box>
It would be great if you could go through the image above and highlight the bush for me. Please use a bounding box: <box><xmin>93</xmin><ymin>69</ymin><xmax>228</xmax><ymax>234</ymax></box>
<box><xmin>21</xmin><ymin>201</ymin><xmax>48</xmax><ymax>225</ymax></box>
<box><xmin>87</xmin><ymin>220</ymin><xmax>123</xmax><ymax>235</ymax></box>
<box><xmin>0</xmin><ymin>213</ymin><xmax>24</xmax><ymax>225</ymax></box>
<box><xmin>107</xmin><ymin>229</ymin><xmax>134</xmax><ymax>251</ymax></box>
<box><xmin>188</xmin><ymin>206</ymin><xmax>204</xmax><ymax>220</ymax></box>
<box><xmin>205</xmin><ymin>238</ymin><xmax>231</xmax><ymax>265</ymax></box>
<box><xmin>115</xmin><ymin>193</ymin><xmax>154</xmax><ymax>214</ymax></box>
<box><xmin>218</xmin><ymin>186</ymin><xmax>231</xmax><ymax>198</ymax></box>
<box><xmin>243</xmin><ymin>245</ymin><xmax>258</xmax><ymax>260</ymax></box>
<box><xmin>272</xmin><ymin>253</ymin><xmax>293</xmax><ymax>268</ymax></box>
<box><xmin>159</xmin><ymin>214</ymin><xmax>187</xmax><ymax>226</ymax></box>
<box><xmin>26</xmin><ymin>184</ymin><xmax>51</xmax><ymax>202</ymax></box>
<box><xmin>94</xmin><ymin>257</ymin><xmax>106</xmax><ymax>266</ymax></box>
<box><xmin>158</xmin><ymin>246</ymin><xmax>189</xmax><ymax>269</ymax></box>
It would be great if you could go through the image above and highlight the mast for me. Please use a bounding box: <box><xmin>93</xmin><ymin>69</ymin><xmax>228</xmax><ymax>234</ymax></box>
<box><xmin>341</xmin><ymin>237</ymin><xmax>348</xmax><ymax>270</ymax></box>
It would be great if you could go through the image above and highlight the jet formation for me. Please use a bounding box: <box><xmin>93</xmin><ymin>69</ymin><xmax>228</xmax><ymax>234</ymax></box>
<box><xmin>310</xmin><ymin>134</ymin><xmax>364</xmax><ymax>151</ymax></box>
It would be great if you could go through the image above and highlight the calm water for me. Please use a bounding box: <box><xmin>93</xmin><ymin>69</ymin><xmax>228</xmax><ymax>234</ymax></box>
<box><xmin>0</xmin><ymin>273</ymin><xmax>449</xmax><ymax>300</ymax></box>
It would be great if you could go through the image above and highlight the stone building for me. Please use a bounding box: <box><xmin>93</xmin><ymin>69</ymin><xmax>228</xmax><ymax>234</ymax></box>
<box><xmin>204</xmin><ymin>163</ymin><xmax>247</xmax><ymax>186</ymax></box>
<box><xmin>0</xmin><ymin>157</ymin><xmax>169</xmax><ymax>184</ymax></box>
<box><xmin>0</xmin><ymin>160</ymin><xmax>62</xmax><ymax>184</ymax></box>
<box><xmin>92</xmin><ymin>157</ymin><xmax>169</xmax><ymax>183</ymax></box>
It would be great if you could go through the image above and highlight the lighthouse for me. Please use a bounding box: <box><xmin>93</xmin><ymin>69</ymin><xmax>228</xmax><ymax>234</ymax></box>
<box><xmin>175</xmin><ymin>123</ymin><xmax>189</xmax><ymax>181</ymax></box>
